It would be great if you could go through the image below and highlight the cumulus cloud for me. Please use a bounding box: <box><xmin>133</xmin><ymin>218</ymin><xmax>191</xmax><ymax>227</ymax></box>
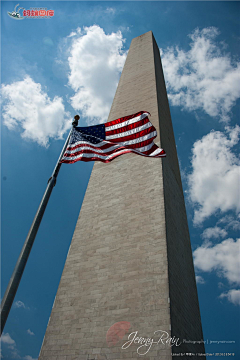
<box><xmin>27</xmin><ymin>329</ymin><xmax>35</xmax><ymax>336</ymax></box>
<box><xmin>1</xmin><ymin>333</ymin><xmax>15</xmax><ymax>345</ymax></box>
<box><xmin>67</xmin><ymin>25</ymin><xmax>127</xmax><ymax>124</ymax></box>
<box><xmin>193</xmin><ymin>238</ymin><xmax>240</xmax><ymax>284</ymax></box>
<box><xmin>202</xmin><ymin>226</ymin><xmax>227</xmax><ymax>241</ymax></box>
<box><xmin>1</xmin><ymin>333</ymin><xmax>37</xmax><ymax>359</ymax></box>
<box><xmin>2</xmin><ymin>76</ymin><xmax>71</xmax><ymax>147</ymax></box>
<box><xmin>219</xmin><ymin>289</ymin><xmax>240</xmax><ymax>305</ymax></box>
<box><xmin>188</xmin><ymin>126</ymin><xmax>240</xmax><ymax>224</ymax></box>
<box><xmin>0</xmin><ymin>333</ymin><xmax>20</xmax><ymax>359</ymax></box>
<box><xmin>161</xmin><ymin>27</ymin><xmax>240</xmax><ymax>122</ymax></box>
<box><xmin>196</xmin><ymin>275</ymin><xmax>205</xmax><ymax>284</ymax></box>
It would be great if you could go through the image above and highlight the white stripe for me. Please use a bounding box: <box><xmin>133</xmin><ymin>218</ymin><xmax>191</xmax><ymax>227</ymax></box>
<box><xmin>62</xmin><ymin>144</ymin><xmax>165</xmax><ymax>162</ymax></box>
<box><xmin>63</xmin><ymin>141</ymin><xmax>156</xmax><ymax>157</ymax></box>
<box><xmin>137</xmin><ymin>142</ymin><xmax>155</xmax><ymax>153</ymax></box>
<box><xmin>106</xmin><ymin>121</ymin><xmax>152</xmax><ymax>140</ymax></box>
<box><xmin>64</xmin><ymin>143</ymin><xmax>122</xmax><ymax>155</ymax></box>
<box><xmin>67</xmin><ymin>139</ymin><xmax>106</xmax><ymax>149</ymax></box>
<box><xmin>105</xmin><ymin>112</ymin><xmax>149</xmax><ymax>132</ymax></box>
<box><xmin>117</xmin><ymin>130</ymin><xmax>157</xmax><ymax>146</ymax></box>
<box><xmin>62</xmin><ymin>146</ymin><xmax>164</xmax><ymax>162</ymax></box>
<box><xmin>62</xmin><ymin>149</ymin><xmax>131</xmax><ymax>162</ymax></box>
<box><xmin>149</xmin><ymin>147</ymin><xmax>162</xmax><ymax>156</ymax></box>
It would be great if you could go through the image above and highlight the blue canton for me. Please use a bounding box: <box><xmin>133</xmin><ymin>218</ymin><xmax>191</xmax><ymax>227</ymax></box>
<box><xmin>71</xmin><ymin>125</ymin><xmax>105</xmax><ymax>145</ymax></box>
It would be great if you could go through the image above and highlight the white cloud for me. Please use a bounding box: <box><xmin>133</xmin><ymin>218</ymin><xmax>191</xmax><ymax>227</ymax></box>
<box><xmin>161</xmin><ymin>27</ymin><xmax>240</xmax><ymax>122</ymax></box>
<box><xmin>217</xmin><ymin>215</ymin><xmax>240</xmax><ymax>231</ymax></box>
<box><xmin>188</xmin><ymin>126</ymin><xmax>240</xmax><ymax>224</ymax></box>
<box><xmin>13</xmin><ymin>300</ymin><xmax>28</xmax><ymax>309</ymax></box>
<box><xmin>24</xmin><ymin>356</ymin><xmax>38</xmax><ymax>360</ymax></box>
<box><xmin>105</xmin><ymin>7</ymin><xmax>116</xmax><ymax>15</ymax></box>
<box><xmin>67</xmin><ymin>25</ymin><xmax>127</xmax><ymax>124</ymax></box>
<box><xmin>219</xmin><ymin>289</ymin><xmax>240</xmax><ymax>305</ymax></box>
<box><xmin>193</xmin><ymin>238</ymin><xmax>240</xmax><ymax>284</ymax></box>
<box><xmin>2</xmin><ymin>76</ymin><xmax>72</xmax><ymax>147</ymax></box>
<box><xmin>1</xmin><ymin>333</ymin><xmax>37</xmax><ymax>359</ymax></box>
<box><xmin>8</xmin><ymin>348</ymin><xmax>20</xmax><ymax>359</ymax></box>
<box><xmin>68</xmin><ymin>31</ymin><xmax>77</xmax><ymax>38</ymax></box>
<box><xmin>202</xmin><ymin>226</ymin><xmax>227</xmax><ymax>240</ymax></box>
<box><xmin>0</xmin><ymin>333</ymin><xmax>20</xmax><ymax>359</ymax></box>
<box><xmin>1</xmin><ymin>333</ymin><xmax>15</xmax><ymax>345</ymax></box>
<box><xmin>0</xmin><ymin>329</ymin><xmax>37</xmax><ymax>360</ymax></box>
<box><xmin>67</xmin><ymin>28</ymin><xmax>82</xmax><ymax>38</ymax></box>
<box><xmin>196</xmin><ymin>275</ymin><xmax>205</xmax><ymax>284</ymax></box>
<box><xmin>27</xmin><ymin>329</ymin><xmax>35</xmax><ymax>336</ymax></box>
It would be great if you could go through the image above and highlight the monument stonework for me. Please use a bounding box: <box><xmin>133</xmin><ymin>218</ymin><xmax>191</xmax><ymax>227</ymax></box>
<box><xmin>39</xmin><ymin>32</ymin><xmax>205</xmax><ymax>360</ymax></box>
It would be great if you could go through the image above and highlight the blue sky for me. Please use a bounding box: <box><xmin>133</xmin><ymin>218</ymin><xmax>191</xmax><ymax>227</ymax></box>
<box><xmin>1</xmin><ymin>1</ymin><xmax>240</xmax><ymax>359</ymax></box>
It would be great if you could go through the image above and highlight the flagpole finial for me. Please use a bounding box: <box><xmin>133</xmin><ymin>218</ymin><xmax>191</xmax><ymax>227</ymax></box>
<box><xmin>72</xmin><ymin>115</ymin><xmax>80</xmax><ymax>127</ymax></box>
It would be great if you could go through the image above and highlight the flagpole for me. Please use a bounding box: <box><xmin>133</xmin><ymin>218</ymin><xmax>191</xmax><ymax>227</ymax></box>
<box><xmin>0</xmin><ymin>115</ymin><xmax>79</xmax><ymax>336</ymax></box>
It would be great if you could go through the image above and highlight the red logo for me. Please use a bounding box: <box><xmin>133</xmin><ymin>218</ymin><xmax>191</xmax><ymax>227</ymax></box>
<box><xmin>106</xmin><ymin>321</ymin><xmax>131</xmax><ymax>347</ymax></box>
<box><xmin>23</xmin><ymin>7</ymin><xmax>54</xmax><ymax>18</ymax></box>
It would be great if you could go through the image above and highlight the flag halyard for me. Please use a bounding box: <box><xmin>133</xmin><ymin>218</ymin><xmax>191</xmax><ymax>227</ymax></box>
<box><xmin>60</xmin><ymin>111</ymin><xmax>166</xmax><ymax>164</ymax></box>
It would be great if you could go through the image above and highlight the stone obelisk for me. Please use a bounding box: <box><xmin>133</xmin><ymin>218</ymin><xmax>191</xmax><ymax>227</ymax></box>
<box><xmin>39</xmin><ymin>31</ymin><xmax>205</xmax><ymax>360</ymax></box>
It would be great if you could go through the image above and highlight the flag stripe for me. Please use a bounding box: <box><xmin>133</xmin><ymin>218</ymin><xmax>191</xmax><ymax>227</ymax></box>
<box><xmin>106</xmin><ymin>126</ymin><xmax>157</xmax><ymax>143</ymax></box>
<box><xmin>106</xmin><ymin>120</ymin><xmax>152</xmax><ymax>139</ymax></box>
<box><xmin>105</xmin><ymin>112</ymin><xmax>149</xmax><ymax>131</ymax></box>
<box><xmin>62</xmin><ymin>144</ymin><xmax>165</xmax><ymax>161</ymax></box>
<box><xmin>105</xmin><ymin>116</ymin><xmax>150</xmax><ymax>136</ymax></box>
<box><xmin>62</xmin><ymin>145</ymin><xmax>165</xmax><ymax>163</ymax></box>
<box><xmin>105</xmin><ymin>111</ymin><xmax>149</xmax><ymax>128</ymax></box>
<box><xmin>66</xmin><ymin>136</ymin><xmax>155</xmax><ymax>152</ymax></box>
<box><xmin>63</xmin><ymin>139</ymin><xmax>159</xmax><ymax>158</ymax></box>
<box><xmin>61</xmin><ymin>150</ymin><xmax>132</xmax><ymax>163</ymax></box>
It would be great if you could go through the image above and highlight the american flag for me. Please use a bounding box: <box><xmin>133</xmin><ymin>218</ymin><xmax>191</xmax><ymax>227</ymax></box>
<box><xmin>60</xmin><ymin>111</ymin><xmax>166</xmax><ymax>164</ymax></box>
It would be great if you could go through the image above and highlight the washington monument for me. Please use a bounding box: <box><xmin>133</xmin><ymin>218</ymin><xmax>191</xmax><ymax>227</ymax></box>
<box><xmin>39</xmin><ymin>31</ymin><xmax>205</xmax><ymax>360</ymax></box>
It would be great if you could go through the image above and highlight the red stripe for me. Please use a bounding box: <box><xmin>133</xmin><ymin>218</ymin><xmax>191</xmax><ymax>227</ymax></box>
<box><xmin>124</xmin><ymin>138</ymin><xmax>154</xmax><ymax>149</ymax></box>
<box><xmin>142</xmin><ymin>143</ymin><xmax>158</xmax><ymax>156</ymax></box>
<box><xmin>106</xmin><ymin>126</ymin><xmax>156</xmax><ymax>143</ymax></box>
<box><xmin>61</xmin><ymin>149</ymin><xmax>132</xmax><ymax>164</ymax></box>
<box><xmin>141</xmin><ymin>145</ymin><xmax>165</xmax><ymax>157</ymax></box>
<box><xmin>61</xmin><ymin>146</ymin><xmax>165</xmax><ymax>164</ymax></box>
<box><xmin>63</xmin><ymin>146</ymin><xmax>126</xmax><ymax>158</ymax></box>
<box><xmin>61</xmin><ymin>143</ymin><xmax>166</xmax><ymax>161</ymax></box>
<box><xmin>67</xmin><ymin>137</ymin><xmax>155</xmax><ymax>152</ymax></box>
<box><xmin>105</xmin><ymin>111</ymin><xmax>150</xmax><ymax>127</ymax></box>
<box><xmin>65</xmin><ymin>142</ymin><xmax>112</xmax><ymax>153</ymax></box>
<box><xmin>105</xmin><ymin>117</ymin><xmax>150</xmax><ymax>136</ymax></box>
